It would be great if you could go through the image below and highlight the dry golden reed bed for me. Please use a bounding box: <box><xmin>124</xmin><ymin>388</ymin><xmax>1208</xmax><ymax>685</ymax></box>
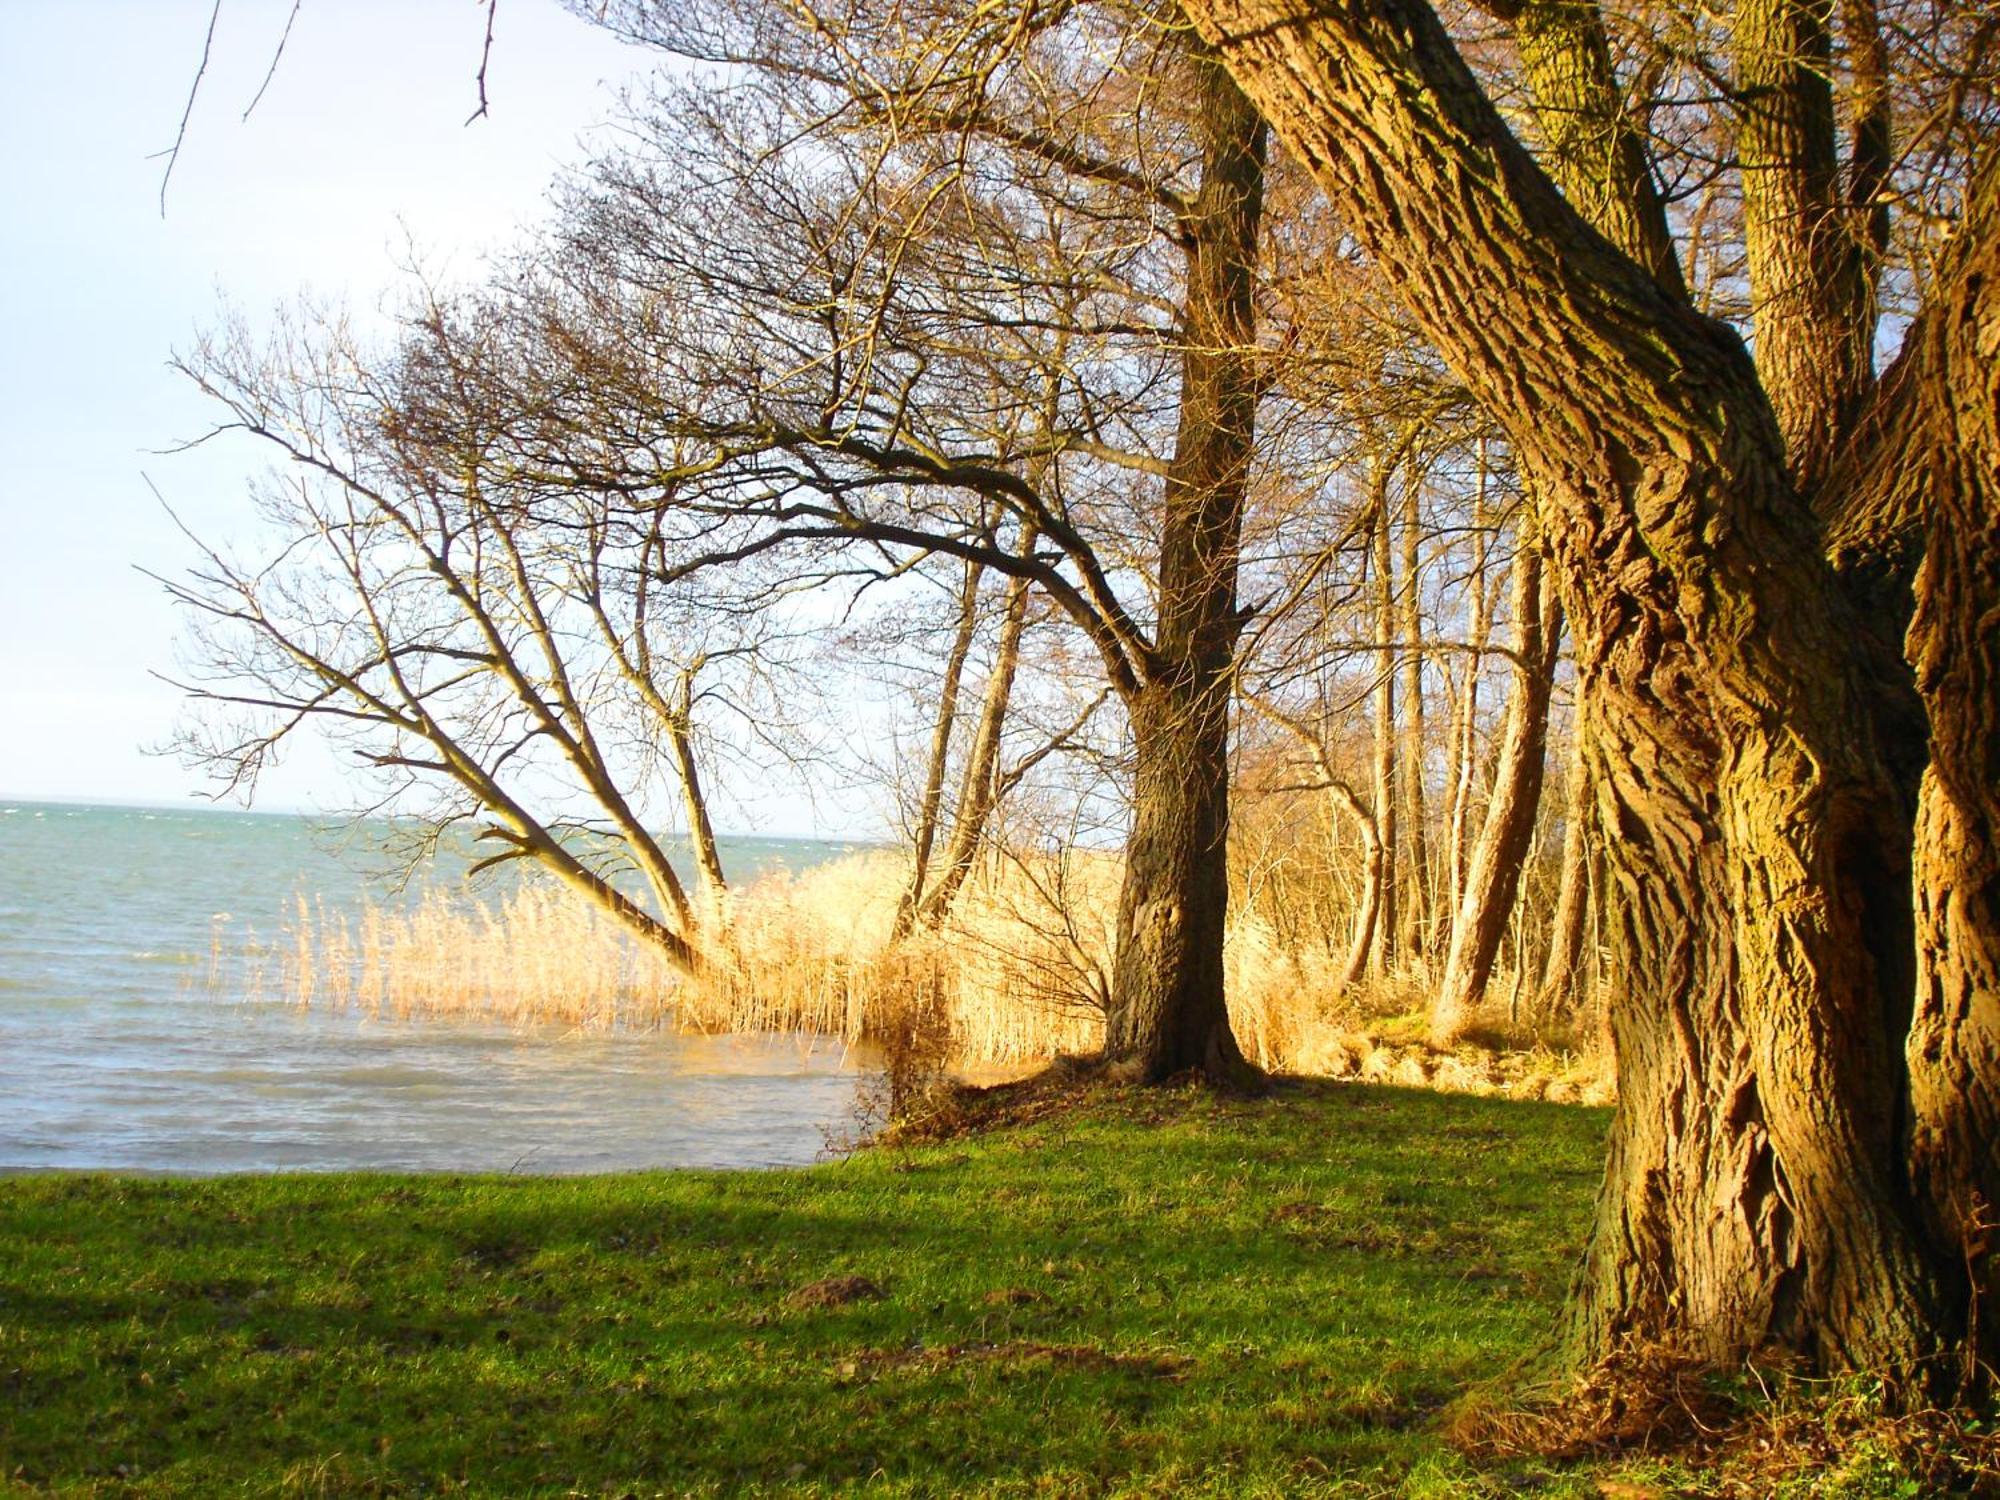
<box><xmin>235</xmin><ymin>849</ymin><xmax>1610</xmax><ymax>1103</ymax></box>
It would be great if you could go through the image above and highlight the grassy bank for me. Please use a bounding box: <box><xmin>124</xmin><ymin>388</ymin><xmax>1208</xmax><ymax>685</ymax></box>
<box><xmin>5</xmin><ymin>1084</ymin><xmax>1605</xmax><ymax>1496</ymax></box>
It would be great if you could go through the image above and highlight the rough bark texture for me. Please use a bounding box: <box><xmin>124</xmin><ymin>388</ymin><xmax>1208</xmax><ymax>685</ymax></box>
<box><xmin>1431</xmin><ymin>534</ymin><xmax>1562</xmax><ymax>1045</ymax></box>
<box><xmin>1735</xmin><ymin>0</ymin><xmax>1877</xmax><ymax>493</ymax></box>
<box><xmin>1103</xmin><ymin>47</ymin><xmax>1264</xmax><ymax>1086</ymax></box>
<box><xmin>1902</xmin><ymin>176</ymin><xmax>2000</xmax><ymax>1375</ymax></box>
<box><xmin>1181</xmin><ymin>0</ymin><xmax>1951</xmax><ymax>1374</ymax></box>
<box><xmin>1500</xmin><ymin>0</ymin><xmax>1686</xmax><ymax>295</ymax></box>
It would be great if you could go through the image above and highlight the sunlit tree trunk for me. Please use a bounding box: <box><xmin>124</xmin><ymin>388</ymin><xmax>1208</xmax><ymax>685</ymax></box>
<box><xmin>1397</xmin><ymin>465</ymin><xmax>1431</xmax><ymax>969</ymax></box>
<box><xmin>1431</xmin><ymin>528</ymin><xmax>1562</xmax><ymax>1046</ymax></box>
<box><xmin>1491</xmin><ymin>0</ymin><xmax>1685</xmax><ymax>295</ymax></box>
<box><xmin>1444</xmin><ymin>444</ymin><xmax>1495</xmax><ymax>909</ymax></box>
<box><xmin>664</xmin><ymin>667</ymin><xmax>729</xmax><ymax>910</ymax></box>
<box><xmin>1248</xmin><ymin>692</ymin><xmax>1383</xmax><ymax>994</ymax></box>
<box><xmin>1536</xmin><ymin>708</ymin><xmax>1592</xmax><ymax>1018</ymax></box>
<box><xmin>1368</xmin><ymin>458</ymin><xmax>1400</xmax><ymax>980</ymax></box>
<box><xmin>1735</xmin><ymin>0</ymin><xmax>1878</xmax><ymax>493</ymax></box>
<box><xmin>1103</xmin><ymin>46</ymin><xmax>1264</xmax><ymax>1086</ymax></box>
<box><xmin>1899</xmin><ymin>171</ymin><xmax>2000</xmax><ymax>1374</ymax></box>
<box><xmin>914</xmin><ymin>545</ymin><xmax>1036</xmax><ymax>930</ymax></box>
<box><xmin>894</xmin><ymin>556</ymin><xmax>985</xmax><ymax>941</ymax></box>
<box><xmin>1183</xmin><ymin>0</ymin><xmax>1954</xmax><ymax>1377</ymax></box>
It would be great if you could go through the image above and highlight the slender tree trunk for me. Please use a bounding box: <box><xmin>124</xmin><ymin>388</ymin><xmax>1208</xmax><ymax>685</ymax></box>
<box><xmin>1446</xmin><ymin>445</ymin><xmax>1495</xmax><ymax>907</ymax></box>
<box><xmin>894</xmin><ymin>556</ymin><xmax>984</xmax><ymax>940</ymax></box>
<box><xmin>1369</xmin><ymin>455</ymin><xmax>1400</xmax><ymax>980</ymax></box>
<box><xmin>1333</xmin><ymin>782</ymin><xmax>1384</xmax><ymax>993</ymax></box>
<box><xmin>1246</xmin><ymin>693</ymin><xmax>1383</xmax><ymax>995</ymax></box>
<box><xmin>1397</xmin><ymin>466</ymin><xmax>1431</xmax><ymax>969</ymax></box>
<box><xmin>914</xmin><ymin>544</ymin><xmax>1035</xmax><ymax>929</ymax></box>
<box><xmin>1537</xmin><ymin>707</ymin><xmax>1593</xmax><ymax>1017</ymax></box>
<box><xmin>1183</xmin><ymin>0</ymin><xmax>1952</xmax><ymax>1377</ymax></box>
<box><xmin>1431</xmin><ymin>530</ymin><xmax>1562</xmax><ymax>1046</ymax></box>
<box><xmin>1103</xmin><ymin>47</ymin><xmax>1264</xmax><ymax>1086</ymax></box>
<box><xmin>664</xmin><ymin>670</ymin><xmax>729</xmax><ymax>909</ymax></box>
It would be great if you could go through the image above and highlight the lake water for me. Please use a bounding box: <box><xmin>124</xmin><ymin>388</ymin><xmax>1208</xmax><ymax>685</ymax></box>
<box><xmin>0</xmin><ymin>801</ymin><xmax>871</xmax><ymax>1174</ymax></box>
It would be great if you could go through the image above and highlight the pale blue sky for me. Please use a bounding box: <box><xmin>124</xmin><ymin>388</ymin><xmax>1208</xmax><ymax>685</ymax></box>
<box><xmin>0</xmin><ymin>2</ymin><xmax>661</xmax><ymax>814</ymax></box>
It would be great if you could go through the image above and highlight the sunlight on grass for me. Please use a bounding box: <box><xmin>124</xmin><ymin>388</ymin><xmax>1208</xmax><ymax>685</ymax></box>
<box><xmin>0</xmin><ymin>1083</ymin><xmax>1612</xmax><ymax>1496</ymax></box>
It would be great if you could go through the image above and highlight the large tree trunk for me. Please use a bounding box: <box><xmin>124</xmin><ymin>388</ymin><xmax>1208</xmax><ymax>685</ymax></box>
<box><xmin>1902</xmin><ymin>173</ymin><xmax>2000</xmax><ymax>1376</ymax></box>
<box><xmin>1431</xmin><ymin>530</ymin><xmax>1562</xmax><ymax>1046</ymax></box>
<box><xmin>1103</xmin><ymin>46</ymin><xmax>1264</xmax><ymax>1086</ymax></box>
<box><xmin>1182</xmin><ymin>0</ymin><xmax>1953</xmax><ymax>1377</ymax></box>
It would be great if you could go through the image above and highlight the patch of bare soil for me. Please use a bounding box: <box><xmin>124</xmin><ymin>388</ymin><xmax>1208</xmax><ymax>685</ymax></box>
<box><xmin>872</xmin><ymin>1054</ymin><xmax>1141</xmax><ymax>1145</ymax></box>
<box><xmin>784</xmin><ymin>1275</ymin><xmax>886</xmax><ymax>1311</ymax></box>
<box><xmin>832</xmin><ymin>1339</ymin><xmax>1190</xmax><ymax>1384</ymax></box>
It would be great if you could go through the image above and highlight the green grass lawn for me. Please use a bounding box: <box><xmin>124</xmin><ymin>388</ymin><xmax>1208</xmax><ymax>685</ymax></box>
<box><xmin>2</xmin><ymin>1081</ymin><xmax>1624</xmax><ymax>1496</ymax></box>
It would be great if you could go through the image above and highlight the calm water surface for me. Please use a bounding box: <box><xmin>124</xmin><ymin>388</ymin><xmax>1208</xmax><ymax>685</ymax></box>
<box><xmin>0</xmin><ymin>802</ymin><xmax>870</xmax><ymax>1173</ymax></box>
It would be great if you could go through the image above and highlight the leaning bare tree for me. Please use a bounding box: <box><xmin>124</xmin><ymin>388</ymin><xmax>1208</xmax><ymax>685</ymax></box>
<box><xmin>163</xmin><ymin>302</ymin><xmax>812</xmax><ymax>974</ymax></box>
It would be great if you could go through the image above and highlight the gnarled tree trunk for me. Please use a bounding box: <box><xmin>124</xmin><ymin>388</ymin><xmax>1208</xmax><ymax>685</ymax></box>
<box><xmin>1902</xmin><ymin>173</ymin><xmax>2000</xmax><ymax>1375</ymax></box>
<box><xmin>1182</xmin><ymin>0</ymin><xmax>1953</xmax><ymax>1377</ymax></box>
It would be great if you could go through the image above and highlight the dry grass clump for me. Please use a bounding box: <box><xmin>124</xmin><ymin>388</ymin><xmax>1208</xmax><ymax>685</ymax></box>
<box><xmin>672</xmin><ymin>848</ymin><xmax>1112</xmax><ymax>1065</ymax></box>
<box><xmin>261</xmin><ymin>849</ymin><xmax>1110</xmax><ymax>1066</ymax></box>
<box><xmin>1450</xmin><ymin>1345</ymin><xmax>2000</xmax><ymax>1497</ymax></box>
<box><xmin>249</xmin><ymin>846</ymin><xmax>1612</xmax><ymax>1094</ymax></box>
<box><xmin>230</xmin><ymin>889</ymin><xmax>674</xmax><ymax>1028</ymax></box>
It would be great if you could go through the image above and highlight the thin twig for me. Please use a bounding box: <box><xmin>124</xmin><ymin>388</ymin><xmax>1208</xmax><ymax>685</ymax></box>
<box><xmin>465</xmin><ymin>0</ymin><xmax>499</xmax><ymax>125</ymax></box>
<box><xmin>154</xmin><ymin>0</ymin><xmax>224</xmax><ymax>218</ymax></box>
<box><xmin>241</xmin><ymin>0</ymin><xmax>305</xmax><ymax>122</ymax></box>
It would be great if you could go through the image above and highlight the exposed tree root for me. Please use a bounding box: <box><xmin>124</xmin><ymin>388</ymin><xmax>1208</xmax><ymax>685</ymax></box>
<box><xmin>871</xmin><ymin>1052</ymin><xmax>1271</xmax><ymax>1146</ymax></box>
<box><xmin>1449</xmin><ymin>1344</ymin><xmax>2000</xmax><ymax>1495</ymax></box>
